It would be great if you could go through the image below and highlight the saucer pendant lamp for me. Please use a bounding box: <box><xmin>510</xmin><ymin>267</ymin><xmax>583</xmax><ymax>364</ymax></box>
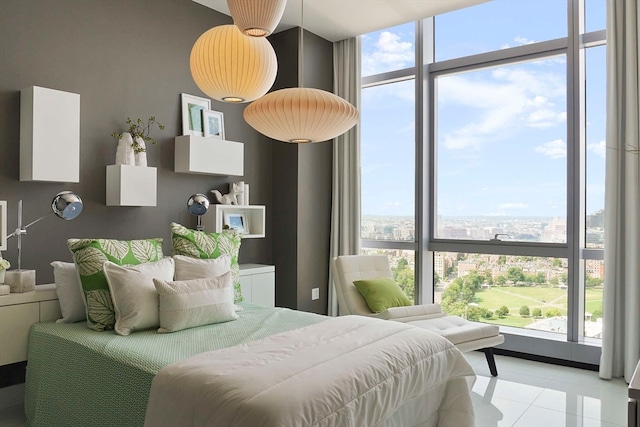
<box><xmin>227</xmin><ymin>0</ymin><xmax>287</xmax><ymax>37</ymax></box>
<box><xmin>244</xmin><ymin>1</ymin><xmax>359</xmax><ymax>143</ymax></box>
<box><xmin>190</xmin><ymin>24</ymin><xmax>278</xmax><ymax>103</ymax></box>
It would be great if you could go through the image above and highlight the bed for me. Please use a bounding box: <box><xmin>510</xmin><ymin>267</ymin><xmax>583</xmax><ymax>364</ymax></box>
<box><xmin>25</xmin><ymin>302</ymin><xmax>476</xmax><ymax>427</ymax></box>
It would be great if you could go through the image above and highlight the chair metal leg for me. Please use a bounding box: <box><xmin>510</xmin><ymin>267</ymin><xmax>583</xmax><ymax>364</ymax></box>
<box><xmin>482</xmin><ymin>347</ymin><xmax>498</xmax><ymax>376</ymax></box>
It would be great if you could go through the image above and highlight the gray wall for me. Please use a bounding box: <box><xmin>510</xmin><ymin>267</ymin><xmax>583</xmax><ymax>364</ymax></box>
<box><xmin>0</xmin><ymin>1</ymin><xmax>334</xmax><ymax>315</ymax></box>
<box><xmin>269</xmin><ymin>28</ymin><xmax>333</xmax><ymax>314</ymax></box>
<box><xmin>0</xmin><ymin>0</ymin><xmax>274</xmax><ymax>283</ymax></box>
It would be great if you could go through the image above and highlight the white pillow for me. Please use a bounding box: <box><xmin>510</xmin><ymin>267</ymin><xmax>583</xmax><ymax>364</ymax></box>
<box><xmin>153</xmin><ymin>272</ymin><xmax>238</xmax><ymax>333</ymax></box>
<box><xmin>103</xmin><ymin>257</ymin><xmax>175</xmax><ymax>336</ymax></box>
<box><xmin>51</xmin><ymin>261</ymin><xmax>86</xmax><ymax>323</ymax></box>
<box><xmin>173</xmin><ymin>254</ymin><xmax>231</xmax><ymax>280</ymax></box>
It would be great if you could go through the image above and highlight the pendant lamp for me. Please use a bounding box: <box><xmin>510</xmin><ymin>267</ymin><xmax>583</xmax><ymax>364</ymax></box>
<box><xmin>190</xmin><ymin>24</ymin><xmax>277</xmax><ymax>103</ymax></box>
<box><xmin>243</xmin><ymin>1</ymin><xmax>359</xmax><ymax>143</ymax></box>
<box><xmin>227</xmin><ymin>0</ymin><xmax>287</xmax><ymax>37</ymax></box>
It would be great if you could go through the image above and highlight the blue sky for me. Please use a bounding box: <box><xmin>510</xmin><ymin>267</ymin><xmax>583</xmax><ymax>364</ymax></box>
<box><xmin>360</xmin><ymin>0</ymin><xmax>606</xmax><ymax>218</ymax></box>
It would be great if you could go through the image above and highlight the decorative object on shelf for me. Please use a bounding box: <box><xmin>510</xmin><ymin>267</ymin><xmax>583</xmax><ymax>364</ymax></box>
<box><xmin>201</xmin><ymin>205</ymin><xmax>266</xmax><ymax>238</ymax></box>
<box><xmin>227</xmin><ymin>0</ymin><xmax>287</xmax><ymax>37</ymax></box>
<box><xmin>181</xmin><ymin>93</ymin><xmax>211</xmax><ymax>136</ymax></box>
<box><xmin>244</xmin><ymin>184</ymin><xmax>250</xmax><ymax>205</ymax></box>
<box><xmin>115</xmin><ymin>132</ymin><xmax>135</xmax><ymax>166</ymax></box>
<box><xmin>223</xmin><ymin>211</ymin><xmax>249</xmax><ymax>235</ymax></box>
<box><xmin>0</xmin><ymin>254</ymin><xmax>10</xmax><ymax>295</ymax></box>
<box><xmin>187</xmin><ymin>194</ymin><xmax>210</xmax><ymax>231</ymax></box>
<box><xmin>5</xmin><ymin>191</ymin><xmax>83</xmax><ymax>292</ymax></box>
<box><xmin>190</xmin><ymin>24</ymin><xmax>277</xmax><ymax>103</ymax></box>
<box><xmin>112</xmin><ymin>117</ymin><xmax>165</xmax><ymax>167</ymax></box>
<box><xmin>202</xmin><ymin>109</ymin><xmax>225</xmax><ymax>139</ymax></box>
<box><xmin>235</xmin><ymin>181</ymin><xmax>245</xmax><ymax>205</ymax></box>
<box><xmin>243</xmin><ymin>0</ymin><xmax>358</xmax><ymax>143</ymax></box>
<box><xmin>211</xmin><ymin>182</ymin><xmax>244</xmax><ymax>205</ymax></box>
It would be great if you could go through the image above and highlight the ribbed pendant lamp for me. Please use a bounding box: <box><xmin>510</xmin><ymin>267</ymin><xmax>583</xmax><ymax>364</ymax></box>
<box><xmin>190</xmin><ymin>24</ymin><xmax>277</xmax><ymax>103</ymax></box>
<box><xmin>227</xmin><ymin>0</ymin><xmax>287</xmax><ymax>37</ymax></box>
<box><xmin>244</xmin><ymin>1</ymin><xmax>359</xmax><ymax>143</ymax></box>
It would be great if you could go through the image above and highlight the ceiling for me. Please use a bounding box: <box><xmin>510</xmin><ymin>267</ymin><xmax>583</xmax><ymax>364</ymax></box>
<box><xmin>193</xmin><ymin>0</ymin><xmax>488</xmax><ymax>42</ymax></box>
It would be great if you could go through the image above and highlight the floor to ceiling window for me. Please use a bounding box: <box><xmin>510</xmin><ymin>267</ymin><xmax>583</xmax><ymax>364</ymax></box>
<box><xmin>360</xmin><ymin>0</ymin><xmax>606</xmax><ymax>363</ymax></box>
<box><xmin>360</xmin><ymin>23</ymin><xmax>417</xmax><ymax>301</ymax></box>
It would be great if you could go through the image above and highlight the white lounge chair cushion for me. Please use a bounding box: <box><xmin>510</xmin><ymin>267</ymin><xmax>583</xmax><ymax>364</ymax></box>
<box><xmin>408</xmin><ymin>316</ymin><xmax>501</xmax><ymax>346</ymax></box>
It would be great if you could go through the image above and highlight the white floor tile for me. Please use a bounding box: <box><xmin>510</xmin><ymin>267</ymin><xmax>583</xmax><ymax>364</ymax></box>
<box><xmin>512</xmin><ymin>405</ymin><xmax>585</xmax><ymax>427</ymax></box>
<box><xmin>473</xmin><ymin>375</ymin><xmax>546</xmax><ymax>406</ymax></box>
<box><xmin>472</xmin><ymin>394</ymin><xmax>530</xmax><ymax>427</ymax></box>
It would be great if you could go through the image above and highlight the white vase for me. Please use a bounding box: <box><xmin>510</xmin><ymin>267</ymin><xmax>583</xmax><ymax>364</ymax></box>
<box><xmin>134</xmin><ymin>136</ymin><xmax>147</xmax><ymax>167</ymax></box>
<box><xmin>115</xmin><ymin>132</ymin><xmax>135</xmax><ymax>166</ymax></box>
<box><xmin>0</xmin><ymin>269</ymin><xmax>5</xmax><ymax>284</ymax></box>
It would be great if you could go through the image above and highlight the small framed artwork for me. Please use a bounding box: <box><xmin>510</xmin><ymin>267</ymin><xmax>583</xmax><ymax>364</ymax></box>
<box><xmin>223</xmin><ymin>212</ymin><xmax>249</xmax><ymax>235</ymax></box>
<box><xmin>0</xmin><ymin>201</ymin><xmax>6</xmax><ymax>251</ymax></box>
<box><xmin>202</xmin><ymin>110</ymin><xmax>225</xmax><ymax>139</ymax></box>
<box><xmin>181</xmin><ymin>93</ymin><xmax>211</xmax><ymax>136</ymax></box>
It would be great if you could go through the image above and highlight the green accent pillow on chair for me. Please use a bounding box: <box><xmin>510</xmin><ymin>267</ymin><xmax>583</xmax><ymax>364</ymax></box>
<box><xmin>67</xmin><ymin>238</ymin><xmax>164</xmax><ymax>331</ymax></box>
<box><xmin>353</xmin><ymin>277</ymin><xmax>413</xmax><ymax>313</ymax></box>
<box><xmin>170</xmin><ymin>223</ymin><xmax>243</xmax><ymax>302</ymax></box>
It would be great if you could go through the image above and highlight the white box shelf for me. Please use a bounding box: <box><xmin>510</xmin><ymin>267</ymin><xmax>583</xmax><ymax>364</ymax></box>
<box><xmin>106</xmin><ymin>165</ymin><xmax>157</xmax><ymax>206</ymax></box>
<box><xmin>201</xmin><ymin>205</ymin><xmax>265</xmax><ymax>239</ymax></box>
<box><xmin>174</xmin><ymin>136</ymin><xmax>243</xmax><ymax>176</ymax></box>
<box><xmin>20</xmin><ymin>86</ymin><xmax>80</xmax><ymax>182</ymax></box>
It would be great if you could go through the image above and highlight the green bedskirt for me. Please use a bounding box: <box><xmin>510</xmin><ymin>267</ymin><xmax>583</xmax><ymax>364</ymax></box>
<box><xmin>25</xmin><ymin>303</ymin><xmax>326</xmax><ymax>427</ymax></box>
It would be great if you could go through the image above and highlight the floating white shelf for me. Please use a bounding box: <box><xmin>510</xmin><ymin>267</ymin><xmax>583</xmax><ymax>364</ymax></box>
<box><xmin>201</xmin><ymin>205</ymin><xmax>265</xmax><ymax>239</ymax></box>
<box><xmin>106</xmin><ymin>164</ymin><xmax>157</xmax><ymax>207</ymax></box>
<box><xmin>174</xmin><ymin>136</ymin><xmax>244</xmax><ymax>176</ymax></box>
<box><xmin>20</xmin><ymin>86</ymin><xmax>80</xmax><ymax>182</ymax></box>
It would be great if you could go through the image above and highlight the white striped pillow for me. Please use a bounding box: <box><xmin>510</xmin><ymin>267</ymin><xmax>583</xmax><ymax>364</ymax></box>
<box><xmin>153</xmin><ymin>272</ymin><xmax>238</xmax><ymax>333</ymax></box>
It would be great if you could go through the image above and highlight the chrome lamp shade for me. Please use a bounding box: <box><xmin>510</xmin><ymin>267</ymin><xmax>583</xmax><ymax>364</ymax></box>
<box><xmin>188</xmin><ymin>194</ymin><xmax>210</xmax><ymax>231</ymax></box>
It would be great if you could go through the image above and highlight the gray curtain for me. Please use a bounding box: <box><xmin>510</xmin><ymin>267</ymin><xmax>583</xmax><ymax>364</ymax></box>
<box><xmin>600</xmin><ymin>0</ymin><xmax>640</xmax><ymax>382</ymax></box>
<box><xmin>328</xmin><ymin>37</ymin><xmax>361</xmax><ymax>317</ymax></box>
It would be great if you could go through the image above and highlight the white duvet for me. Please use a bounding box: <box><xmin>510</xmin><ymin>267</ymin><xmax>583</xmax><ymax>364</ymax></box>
<box><xmin>144</xmin><ymin>316</ymin><xmax>476</xmax><ymax>427</ymax></box>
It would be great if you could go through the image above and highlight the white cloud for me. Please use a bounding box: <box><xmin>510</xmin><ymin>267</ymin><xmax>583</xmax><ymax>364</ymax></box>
<box><xmin>499</xmin><ymin>203</ymin><xmax>528</xmax><ymax>209</ymax></box>
<box><xmin>362</xmin><ymin>31</ymin><xmax>413</xmax><ymax>76</ymax></box>
<box><xmin>501</xmin><ymin>36</ymin><xmax>536</xmax><ymax>49</ymax></box>
<box><xmin>535</xmin><ymin>139</ymin><xmax>567</xmax><ymax>159</ymax></box>
<box><xmin>587</xmin><ymin>140</ymin><xmax>606</xmax><ymax>158</ymax></box>
<box><xmin>438</xmin><ymin>66</ymin><xmax>566</xmax><ymax>150</ymax></box>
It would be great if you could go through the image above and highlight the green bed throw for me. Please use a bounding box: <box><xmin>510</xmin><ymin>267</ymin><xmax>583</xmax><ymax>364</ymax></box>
<box><xmin>25</xmin><ymin>303</ymin><xmax>326</xmax><ymax>427</ymax></box>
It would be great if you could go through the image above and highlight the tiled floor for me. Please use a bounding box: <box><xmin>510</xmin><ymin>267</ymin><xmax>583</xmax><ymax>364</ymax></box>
<box><xmin>466</xmin><ymin>351</ymin><xmax>629</xmax><ymax>427</ymax></box>
<box><xmin>0</xmin><ymin>352</ymin><xmax>629</xmax><ymax>427</ymax></box>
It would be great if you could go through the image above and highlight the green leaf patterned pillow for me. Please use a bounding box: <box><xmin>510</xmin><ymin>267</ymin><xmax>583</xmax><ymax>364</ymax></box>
<box><xmin>67</xmin><ymin>238</ymin><xmax>164</xmax><ymax>331</ymax></box>
<box><xmin>170</xmin><ymin>222</ymin><xmax>243</xmax><ymax>302</ymax></box>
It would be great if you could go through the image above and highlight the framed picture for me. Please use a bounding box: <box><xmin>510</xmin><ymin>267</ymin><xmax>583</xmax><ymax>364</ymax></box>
<box><xmin>181</xmin><ymin>93</ymin><xmax>211</xmax><ymax>136</ymax></box>
<box><xmin>0</xmin><ymin>201</ymin><xmax>6</xmax><ymax>251</ymax></box>
<box><xmin>223</xmin><ymin>212</ymin><xmax>249</xmax><ymax>235</ymax></box>
<box><xmin>202</xmin><ymin>110</ymin><xmax>225</xmax><ymax>139</ymax></box>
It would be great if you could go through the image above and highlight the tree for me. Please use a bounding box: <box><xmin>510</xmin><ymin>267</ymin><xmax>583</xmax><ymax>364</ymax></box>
<box><xmin>532</xmin><ymin>308</ymin><xmax>542</xmax><ymax>318</ymax></box>
<box><xmin>392</xmin><ymin>258</ymin><xmax>414</xmax><ymax>301</ymax></box>
<box><xmin>507</xmin><ymin>267</ymin><xmax>525</xmax><ymax>283</ymax></box>
<box><xmin>434</xmin><ymin>272</ymin><xmax>441</xmax><ymax>286</ymax></box>
<box><xmin>546</xmin><ymin>308</ymin><xmax>562</xmax><ymax>317</ymax></box>
<box><xmin>519</xmin><ymin>305</ymin><xmax>530</xmax><ymax>317</ymax></box>
<box><xmin>498</xmin><ymin>255</ymin><xmax>507</xmax><ymax>265</ymax></box>
<box><xmin>496</xmin><ymin>306</ymin><xmax>509</xmax><ymax>318</ymax></box>
<box><xmin>495</xmin><ymin>276</ymin><xmax>507</xmax><ymax>286</ymax></box>
<box><xmin>552</xmin><ymin>258</ymin><xmax>562</xmax><ymax>268</ymax></box>
<box><xmin>586</xmin><ymin>276</ymin><xmax>603</xmax><ymax>288</ymax></box>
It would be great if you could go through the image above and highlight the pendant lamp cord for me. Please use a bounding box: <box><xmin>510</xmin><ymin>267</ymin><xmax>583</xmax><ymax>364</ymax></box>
<box><xmin>298</xmin><ymin>0</ymin><xmax>304</xmax><ymax>88</ymax></box>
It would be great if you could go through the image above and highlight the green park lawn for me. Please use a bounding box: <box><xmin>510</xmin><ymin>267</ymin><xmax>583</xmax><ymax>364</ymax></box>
<box><xmin>472</xmin><ymin>286</ymin><xmax>603</xmax><ymax>329</ymax></box>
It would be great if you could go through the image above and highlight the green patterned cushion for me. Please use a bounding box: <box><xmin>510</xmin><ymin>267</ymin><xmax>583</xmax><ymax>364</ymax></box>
<box><xmin>67</xmin><ymin>238</ymin><xmax>164</xmax><ymax>331</ymax></box>
<box><xmin>170</xmin><ymin>222</ymin><xmax>243</xmax><ymax>302</ymax></box>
